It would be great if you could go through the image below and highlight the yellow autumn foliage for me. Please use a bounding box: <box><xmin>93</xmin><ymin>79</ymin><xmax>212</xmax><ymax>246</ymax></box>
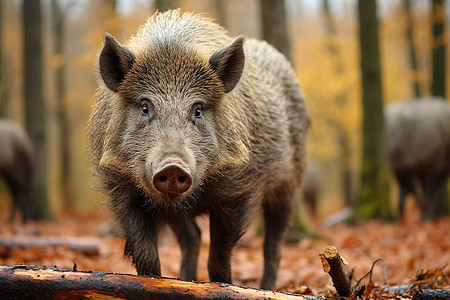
<box><xmin>290</xmin><ymin>4</ymin><xmax>437</xmax><ymax>171</ymax></box>
<box><xmin>292</xmin><ymin>16</ymin><xmax>360</xmax><ymax>163</ymax></box>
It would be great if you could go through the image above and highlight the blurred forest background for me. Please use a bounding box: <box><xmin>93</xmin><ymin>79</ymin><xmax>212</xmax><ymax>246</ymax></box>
<box><xmin>0</xmin><ymin>0</ymin><xmax>448</xmax><ymax>221</ymax></box>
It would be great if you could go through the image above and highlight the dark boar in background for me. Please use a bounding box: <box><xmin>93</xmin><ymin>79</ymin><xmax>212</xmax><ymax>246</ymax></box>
<box><xmin>385</xmin><ymin>98</ymin><xmax>450</xmax><ymax>220</ymax></box>
<box><xmin>89</xmin><ymin>10</ymin><xmax>310</xmax><ymax>289</ymax></box>
<box><xmin>0</xmin><ymin>119</ymin><xmax>33</xmax><ymax>222</ymax></box>
<box><xmin>302</xmin><ymin>161</ymin><xmax>322</xmax><ymax>217</ymax></box>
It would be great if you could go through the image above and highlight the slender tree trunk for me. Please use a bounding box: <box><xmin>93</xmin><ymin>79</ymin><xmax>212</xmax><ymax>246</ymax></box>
<box><xmin>23</xmin><ymin>0</ymin><xmax>52</xmax><ymax>220</ymax></box>
<box><xmin>52</xmin><ymin>0</ymin><xmax>72</xmax><ymax>211</ymax></box>
<box><xmin>356</xmin><ymin>0</ymin><xmax>392</xmax><ymax>220</ymax></box>
<box><xmin>0</xmin><ymin>0</ymin><xmax>6</xmax><ymax>118</ymax></box>
<box><xmin>404</xmin><ymin>0</ymin><xmax>421</xmax><ymax>98</ymax></box>
<box><xmin>323</xmin><ymin>0</ymin><xmax>354</xmax><ymax>207</ymax></box>
<box><xmin>431</xmin><ymin>0</ymin><xmax>446</xmax><ymax>98</ymax></box>
<box><xmin>430</xmin><ymin>0</ymin><xmax>449</xmax><ymax>215</ymax></box>
<box><xmin>259</xmin><ymin>0</ymin><xmax>292</xmax><ymax>63</ymax></box>
<box><xmin>155</xmin><ymin>0</ymin><xmax>175</xmax><ymax>12</ymax></box>
<box><xmin>215</xmin><ymin>0</ymin><xmax>227</xmax><ymax>29</ymax></box>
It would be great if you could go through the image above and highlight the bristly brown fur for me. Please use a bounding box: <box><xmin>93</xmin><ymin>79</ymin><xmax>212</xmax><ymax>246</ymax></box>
<box><xmin>88</xmin><ymin>9</ymin><xmax>310</xmax><ymax>290</ymax></box>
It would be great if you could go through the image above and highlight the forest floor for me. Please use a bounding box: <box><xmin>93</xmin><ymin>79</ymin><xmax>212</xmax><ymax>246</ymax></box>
<box><xmin>0</xmin><ymin>203</ymin><xmax>448</xmax><ymax>299</ymax></box>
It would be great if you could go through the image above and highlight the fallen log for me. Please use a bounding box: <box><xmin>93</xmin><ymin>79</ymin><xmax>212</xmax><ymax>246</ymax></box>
<box><xmin>0</xmin><ymin>265</ymin><xmax>325</xmax><ymax>299</ymax></box>
<box><xmin>0</xmin><ymin>235</ymin><xmax>100</xmax><ymax>256</ymax></box>
<box><xmin>412</xmin><ymin>289</ymin><xmax>450</xmax><ymax>300</ymax></box>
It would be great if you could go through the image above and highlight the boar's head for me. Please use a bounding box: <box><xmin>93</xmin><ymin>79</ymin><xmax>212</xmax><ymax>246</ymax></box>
<box><xmin>97</xmin><ymin>33</ymin><xmax>246</xmax><ymax>205</ymax></box>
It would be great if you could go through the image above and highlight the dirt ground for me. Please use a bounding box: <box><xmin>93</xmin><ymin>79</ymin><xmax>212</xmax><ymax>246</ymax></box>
<box><xmin>0</xmin><ymin>203</ymin><xmax>448</xmax><ymax>298</ymax></box>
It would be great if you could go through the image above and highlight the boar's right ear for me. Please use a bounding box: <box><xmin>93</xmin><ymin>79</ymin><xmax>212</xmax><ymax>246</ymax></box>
<box><xmin>209</xmin><ymin>36</ymin><xmax>245</xmax><ymax>93</ymax></box>
<box><xmin>99</xmin><ymin>33</ymin><xmax>135</xmax><ymax>92</ymax></box>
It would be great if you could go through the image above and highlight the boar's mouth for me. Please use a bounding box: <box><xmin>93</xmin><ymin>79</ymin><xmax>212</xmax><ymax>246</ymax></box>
<box><xmin>163</xmin><ymin>191</ymin><xmax>185</xmax><ymax>204</ymax></box>
<box><xmin>166</xmin><ymin>191</ymin><xmax>181</xmax><ymax>199</ymax></box>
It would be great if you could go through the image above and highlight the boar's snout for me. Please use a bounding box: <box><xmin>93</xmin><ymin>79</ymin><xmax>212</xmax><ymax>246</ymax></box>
<box><xmin>152</xmin><ymin>163</ymin><xmax>192</xmax><ymax>201</ymax></box>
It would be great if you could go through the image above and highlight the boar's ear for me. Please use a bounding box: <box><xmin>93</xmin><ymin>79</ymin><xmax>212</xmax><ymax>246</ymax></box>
<box><xmin>99</xmin><ymin>33</ymin><xmax>135</xmax><ymax>92</ymax></box>
<box><xmin>209</xmin><ymin>36</ymin><xmax>245</xmax><ymax>93</ymax></box>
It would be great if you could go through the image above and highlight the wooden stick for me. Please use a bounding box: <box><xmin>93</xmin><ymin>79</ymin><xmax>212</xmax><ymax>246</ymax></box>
<box><xmin>0</xmin><ymin>265</ymin><xmax>325</xmax><ymax>299</ymax></box>
<box><xmin>320</xmin><ymin>245</ymin><xmax>351</xmax><ymax>297</ymax></box>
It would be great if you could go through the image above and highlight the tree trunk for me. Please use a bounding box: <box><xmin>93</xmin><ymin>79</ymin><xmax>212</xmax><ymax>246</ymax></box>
<box><xmin>52</xmin><ymin>0</ymin><xmax>73</xmax><ymax>212</ymax></box>
<box><xmin>431</xmin><ymin>0</ymin><xmax>446</xmax><ymax>98</ymax></box>
<box><xmin>259</xmin><ymin>0</ymin><xmax>292</xmax><ymax>63</ymax></box>
<box><xmin>356</xmin><ymin>0</ymin><xmax>392</xmax><ymax>220</ymax></box>
<box><xmin>404</xmin><ymin>0</ymin><xmax>421</xmax><ymax>98</ymax></box>
<box><xmin>322</xmin><ymin>0</ymin><xmax>354</xmax><ymax>208</ymax></box>
<box><xmin>215</xmin><ymin>0</ymin><xmax>227</xmax><ymax>29</ymax></box>
<box><xmin>430</xmin><ymin>0</ymin><xmax>449</xmax><ymax>216</ymax></box>
<box><xmin>23</xmin><ymin>0</ymin><xmax>52</xmax><ymax>220</ymax></box>
<box><xmin>0</xmin><ymin>0</ymin><xmax>6</xmax><ymax>118</ymax></box>
<box><xmin>155</xmin><ymin>0</ymin><xmax>175</xmax><ymax>12</ymax></box>
<box><xmin>0</xmin><ymin>265</ymin><xmax>317</xmax><ymax>300</ymax></box>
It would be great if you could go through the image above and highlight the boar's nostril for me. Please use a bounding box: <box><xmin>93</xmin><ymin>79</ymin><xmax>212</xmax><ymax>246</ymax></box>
<box><xmin>152</xmin><ymin>164</ymin><xmax>192</xmax><ymax>197</ymax></box>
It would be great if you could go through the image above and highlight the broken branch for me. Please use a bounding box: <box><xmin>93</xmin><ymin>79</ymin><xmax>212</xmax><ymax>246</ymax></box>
<box><xmin>320</xmin><ymin>245</ymin><xmax>351</xmax><ymax>297</ymax></box>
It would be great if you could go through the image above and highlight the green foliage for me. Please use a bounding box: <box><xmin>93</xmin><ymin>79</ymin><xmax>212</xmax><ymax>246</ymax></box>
<box><xmin>356</xmin><ymin>161</ymin><xmax>393</xmax><ymax>220</ymax></box>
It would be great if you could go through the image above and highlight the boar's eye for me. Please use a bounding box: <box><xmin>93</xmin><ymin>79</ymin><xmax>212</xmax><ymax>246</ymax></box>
<box><xmin>140</xmin><ymin>99</ymin><xmax>154</xmax><ymax>119</ymax></box>
<box><xmin>191</xmin><ymin>102</ymin><xmax>205</xmax><ymax>124</ymax></box>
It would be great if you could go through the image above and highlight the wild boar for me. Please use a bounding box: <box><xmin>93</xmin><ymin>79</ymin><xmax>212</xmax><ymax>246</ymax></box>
<box><xmin>89</xmin><ymin>10</ymin><xmax>310</xmax><ymax>289</ymax></box>
<box><xmin>386</xmin><ymin>98</ymin><xmax>450</xmax><ymax>220</ymax></box>
<box><xmin>0</xmin><ymin>119</ymin><xmax>33</xmax><ymax>222</ymax></box>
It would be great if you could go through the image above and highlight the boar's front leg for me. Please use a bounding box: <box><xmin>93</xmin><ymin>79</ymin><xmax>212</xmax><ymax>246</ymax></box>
<box><xmin>124</xmin><ymin>225</ymin><xmax>160</xmax><ymax>276</ymax></box>
<box><xmin>208</xmin><ymin>197</ymin><xmax>249</xmax><ymax>284</ymax></box>
<box><xmin>113</xmin><ymin>193</ymin><xmax>161</xmax><ymax>276</ymax></box>
<box><xmin>169</xmin><ymin>216</ymin><xmax>201</xmax><ymax>281</ymax></box>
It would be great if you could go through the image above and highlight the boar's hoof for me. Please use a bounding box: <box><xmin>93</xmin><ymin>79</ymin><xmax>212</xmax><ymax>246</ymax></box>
<box><xmin>152</xmin><ymin>164</ymin><xmax>192</xmax><ymax>200</ymax></box>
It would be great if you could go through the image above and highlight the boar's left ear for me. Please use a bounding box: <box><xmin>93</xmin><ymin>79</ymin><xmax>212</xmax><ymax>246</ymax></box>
<box><xmin>209</xmin><ymin>36</ymin><xmax>245</xmax><ymax>93</ymax></box>
<box><xmin>99</xmin><ymin>33</ymin><xmax>135</xmax><ymax>92</ymax></box>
